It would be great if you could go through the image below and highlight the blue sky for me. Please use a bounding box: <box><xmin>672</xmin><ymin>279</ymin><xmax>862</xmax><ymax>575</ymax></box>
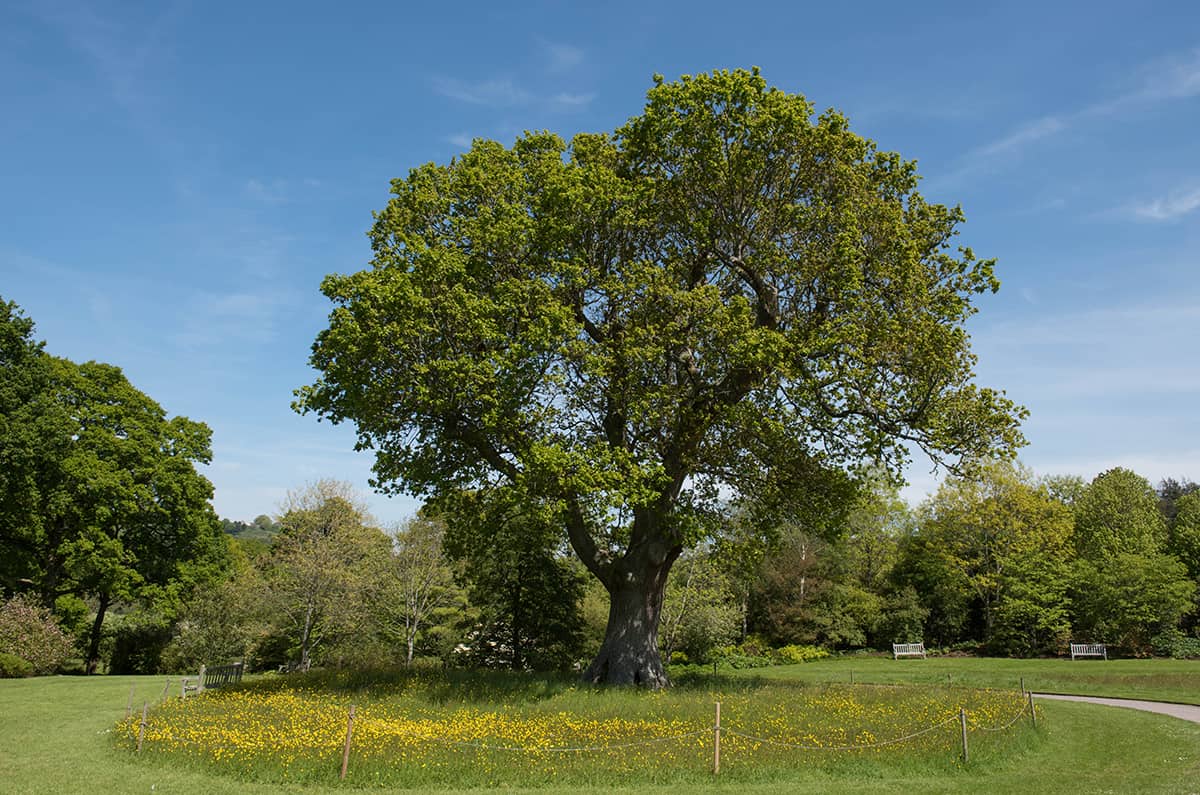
<box><xmin>3</xmin><ymin>0</ymin><xmax>1198</xmax><ymax>523</ymax></box>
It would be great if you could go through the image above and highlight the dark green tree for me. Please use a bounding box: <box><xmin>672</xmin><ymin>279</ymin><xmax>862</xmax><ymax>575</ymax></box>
<box><xmin>440</xmin><ymin>490</ymin><xmax>585</xmax><ymax>671</ymax></box>
<box><xmin>296</xmin><ymin>69</ymin><xmax>1025</xmax><ymax>685</ymax></box>
<box><xmin>1159</xmin><ymin>478</ymin><xmax>1200</xmax><ymax>524</ymax></box>
<box><xmin>1072</xmin><ymin>553</ymin><xmax>1195</xmax><ymax>652</ymax></box>
<box><xmin>0</xmin><ymin>299</ymin><xmax>227</xmax><ymax>672</ymax></box>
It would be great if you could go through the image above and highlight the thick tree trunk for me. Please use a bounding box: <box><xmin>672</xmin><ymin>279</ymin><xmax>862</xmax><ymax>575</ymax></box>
<box><xmin>85</xmin><ymin>591</ymin><xmax>110</xmax><ymax>675</ymax></box>
<box><xmin>582</xmin><ymin>550</ymin><xmax>677</xmax><ymax>688</ymax></box>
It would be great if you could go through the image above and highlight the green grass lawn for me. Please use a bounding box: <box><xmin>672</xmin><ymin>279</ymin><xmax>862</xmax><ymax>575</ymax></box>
<box><xmin>0</xmin><ymin>658</ymin><xmax>1198</xmax><ymax>793</ymax></box>
<box><xmin>722</xmin><ymin>655</ymin><xmax>1200</xmax><ymax>704</ymax></box>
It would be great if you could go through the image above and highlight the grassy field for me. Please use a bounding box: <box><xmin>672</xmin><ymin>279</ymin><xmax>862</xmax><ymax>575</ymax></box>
<box><xmin>722</xmin><ymin>655</ymin><xmax>1200</xmax><ymax>704</ymax></box>
<box><xmin>0</xmin><ymin>658</ymin><xmax>1197</xmax><ymax>793</ymax></box>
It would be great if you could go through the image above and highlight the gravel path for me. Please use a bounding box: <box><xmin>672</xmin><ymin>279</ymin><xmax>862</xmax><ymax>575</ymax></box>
<box><xmin>1034</xmin><ymin>693</ymin><xmax>1200</xmax><ymax>724</ymax></box>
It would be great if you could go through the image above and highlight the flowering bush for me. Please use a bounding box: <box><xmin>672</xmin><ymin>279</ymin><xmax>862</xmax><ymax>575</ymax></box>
<box><xmin>0</xmin><ymin>595</ymin><xmax>76</xmax><ymax>674</ymax></box>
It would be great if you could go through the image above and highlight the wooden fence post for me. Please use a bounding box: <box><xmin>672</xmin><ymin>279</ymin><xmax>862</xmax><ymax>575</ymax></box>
<box><xmin>160</xmin><ymin>679</ymin><xmax>170</xmax><ymax>702</ymax></box>
<box><xmin>959</xmin><ymin>708</ymin><xmax>968</xmax><ymax>763</ymax></box>
<box><xmin>136</xmin><ymin>703</ymin><xmax>148</xmax><ymax>752</ymax></box>
<box><xmin>1020</xmin><ymin>676</ymin><xmax>1025</xmax><ymax>694</ymax></box>
<box><xmin>713</xmin><ymin>702</ymin><xmax>721</xmax><ymax>775</ymax></box>
<box><xmin>340</xmin><ymin>705</ymin><xmax>356</xmax><ymax>780</ymax></box>
<box><xmin>198</xmin><ymin>664</ymin><xmax>207</xmax><ymax>694</ymax></box>
<box><xmin>1028</xmin><ymin>691</ymin><xmax>1036</xmax><ymax>728</ymax></box>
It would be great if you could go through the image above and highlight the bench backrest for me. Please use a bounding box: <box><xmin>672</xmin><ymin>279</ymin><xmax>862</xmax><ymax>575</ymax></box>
<box><xmin>893</xmin><ymin>643</ymin><xmax>925</xmax><ymax>655</ymax></box>
<box><xmin>203</xmin><ymin>662</ymin><xmax>244</xmax><ymax>689</ymax></box>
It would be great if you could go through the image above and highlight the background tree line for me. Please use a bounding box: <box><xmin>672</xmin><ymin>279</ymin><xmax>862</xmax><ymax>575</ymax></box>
<box><xmin>9</xmin><ymin>460</ymin><xmax>1198</xmax><ymax>677</ymax></box>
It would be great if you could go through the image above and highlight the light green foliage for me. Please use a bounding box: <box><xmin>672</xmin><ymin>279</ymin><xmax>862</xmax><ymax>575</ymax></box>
<box><xmin>0</xmin><ymin>651</ymin><xmax>34</xmax><ymax>677</ymax></box>
<box><xmin>772</xmin><ymin>643</ymin><xmax>830</xmax><ymax>664</ymax></box>
<box><xmin>265</xmin><ymin>480</ymin><xmax>393</xmax><ymax>671</ymax></box>
<box><xmin>659</xmin><ymin>548</ymin><xmax>741</xmax><ymax>663</ymax></box>
<box><xmin>1039</xmin><ymin>473</ymin><xmax>1087</xmax><ymax>507</ymax></box>
<box><xmin>0</xmin><ymin>298</ymin><xmax>228</xmax><ymax>670</ymax></box>
<box><xmin>905</xmin><ymin>462</ymin><xmax>1075</xmax><ymax>654</ymax></box>
<box><xmin>297</xmin><ymin>70</ymin><xmax>1025</xmax><ymax>682</ymax></box>
<box><xmin>1072</xmin><ymin>553</ymin><xmax>1196</xmax><ymax>652</ymax></box>
<box><xmin>1167</xmin><ymin>492</ymin><xmax>1200</xmax><ymax>580</ymax></box>
<box><xmin>1073</xmin><ymin>468</ymin><xmax>1166</xmax><ymax>560</ymax></box>
<box><xmin>844</xmin><ymin>473</ymin><xmax>912</xmax><ymax>593</ymax></box>
<box><xmin>376</xmin><ymin>514</ymin><xmax>466</xmax><ymax>667</ymax></box>
<box><xmin>161</xmin><ymin>550</ymin><xmax>271</xmax><ymax>673</ymax></box>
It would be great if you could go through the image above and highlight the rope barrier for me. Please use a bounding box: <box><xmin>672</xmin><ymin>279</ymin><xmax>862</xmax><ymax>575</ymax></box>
<box><xmin>722</xmin><ymin>714</ymin><xmax>960</xmax><ymax>751</ymax></box>
<box><xmin>972</xmin><ymin>699</ymin><xmax>1030</xmax><ymax>733</ymax></box>
<box><xmin>123</xmin><ymin>689</ymin><xmax>1037</xmax><ymax>765</ymax></box>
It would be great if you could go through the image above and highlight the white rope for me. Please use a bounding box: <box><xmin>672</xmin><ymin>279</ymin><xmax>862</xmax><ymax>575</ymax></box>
<box><xmin>722</xmin><ymin>714</ymin><xmax>960</xmax><ymax>751</ymax></box>
<box><xmin>973</xmin><ymin>700</ymin><xmax>1030</xmax><ymax>733</ymax></box>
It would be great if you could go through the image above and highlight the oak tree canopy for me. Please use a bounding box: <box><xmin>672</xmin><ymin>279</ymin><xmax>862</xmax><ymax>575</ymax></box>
<box><xmin>297</xmin><ymin>69</ymin><xmax>1025</xmax><ymax>686</ymax></box>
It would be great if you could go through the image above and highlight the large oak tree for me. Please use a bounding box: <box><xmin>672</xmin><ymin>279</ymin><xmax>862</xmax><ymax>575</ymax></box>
<box><xmin>297</xmin><ymin>69</ymin><xmax>1025</xmax><ymax>686</ymax></box>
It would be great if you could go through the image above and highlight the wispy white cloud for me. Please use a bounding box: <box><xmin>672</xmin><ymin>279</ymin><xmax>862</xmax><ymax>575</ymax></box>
<box><xmin>950</xmin><ymin>46</ymin><xmax>1200</xmax><ymax>178</ymax></box>
<box><xmin>549</xmin><ymin>91</ymin><xmax>594</xmax><ymax>109</ymax></box>
<box><xmin>243</xmin><ymin>177</ymin><xmax>321</xmax><ymax>204</ymax></box>
<box><xmin>1129</xmin><ymin>47</ymin><xmax>1200</xmax><ymax>102</ymax></box>
<box><xmin>542</xmin><ymin>41</ymin><xmax>584</xmax><ymax>72</ymax></box>
<box><xmin>432</xmin><ymin>76</ymin><xmax>532</xmax><ymax>107</ymax></box>
<box><xmin>31</xmin><ymin>1</ymin><xmax>186</xmax><ymax>159</ymax></box>
<box><xmin>172</xmin><ymin>290</ymin><xmax>291</xmax><ymax>348</ymax></box>
<box><xmin>447</xmin><ymin>132</ymin><xmax>474</xmax><ymax>149</ymax></box>
<box><xmin>1128</xmin><ymin>186</ymin><xmax>1200</xmax><ymax>221</ymax></box>
<box><xmin>979</xmin><ymin>302</ymin><xmax>1200</xmax><ymax>354</ymax></box>
<box><xmin>976</xmin><ymin>116</ymin><xmax>1066</xmax><ymax>157</ymax></box>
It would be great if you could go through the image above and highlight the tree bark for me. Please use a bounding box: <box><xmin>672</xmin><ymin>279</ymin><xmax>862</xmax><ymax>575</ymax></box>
<box><xmin>300</xmin><ymin>603</ymin><xmax>316</xmax><ymax>671</ymax></box>
<box><xmin>581</xmin><ymin>546</ymin><xmax>678</xmax><ymax>688</ymax></box>
<box><xmin>85</xmin><ymin>591</ymin><xmax>110</xmax><ymax>675</ymax></box>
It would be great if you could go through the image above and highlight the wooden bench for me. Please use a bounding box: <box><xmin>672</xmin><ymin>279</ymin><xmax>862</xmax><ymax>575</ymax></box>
<box><xmin>1070</xmin><ymin>643</ymin><xmax>1107</xmax><ymax>660</ymax></box>
<box><xmin>182</xmin><ymin>662</ymin><xmax>244</xmax><ymax>698</ymax></box>
<box><xmin>892</xmin><ymin>642</ymin><xmax>926</xmax><ymax>659</ymax></box>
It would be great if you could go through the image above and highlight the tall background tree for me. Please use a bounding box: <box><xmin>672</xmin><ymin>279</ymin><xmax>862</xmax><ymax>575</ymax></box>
<box><xmin>296</xmin><ymin>69</ymin><xmax>1025</xmax><ymax>686</ymax></box>
<box><xmin>376</xmin><ymin>514</ymin><xmax>465</xmax><ymax>667</ymax></box>
<box><xmin>265</xmin><ymin>480</ymin><xmax>391</xmax><ymax>671</ymax></box>
<box><xmin>1069</xmin><ymin>469</ymin><xmax>1194</xmax><ymax>651</ymax></box>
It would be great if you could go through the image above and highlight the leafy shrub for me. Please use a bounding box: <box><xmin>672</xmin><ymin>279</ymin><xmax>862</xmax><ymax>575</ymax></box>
<box><xmin>718</xmin><ymin>653</ymin><xmax>777</xmax><ymax>669</ymax></box>
<box><xmin>0</xmin><ymin>595</ymin><xmax>76</xmax><ymax>674</ymax></box>
<box><xmin>709</xmin><ymin>640</ymin><xmax>829</xmax><ymax>670</ymax></box>
<box><xmin>109</xmin><ymin>611</ymin><xmax>174</xmax><ymax>674</ymax></box>
<box><xmin>0</xmin><ymin>651</ymin><xmax>34</xmax><ymax>678</ymax></box>
<box><xmin>1151</xmin><ymin>630</ymin><xmax>1200</xmax><ymax>659</ymax></box>
<box><xmin>772</xmin><ymin>644</ymin><xmax>829</xmax><ymax>664</ymax></box>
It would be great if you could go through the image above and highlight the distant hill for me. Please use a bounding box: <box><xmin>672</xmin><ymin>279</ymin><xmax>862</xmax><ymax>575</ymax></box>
<box><xmin>220</xmin><ymin>514</ymin><xmax>280</xmax><ymax>544</ymax></box>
